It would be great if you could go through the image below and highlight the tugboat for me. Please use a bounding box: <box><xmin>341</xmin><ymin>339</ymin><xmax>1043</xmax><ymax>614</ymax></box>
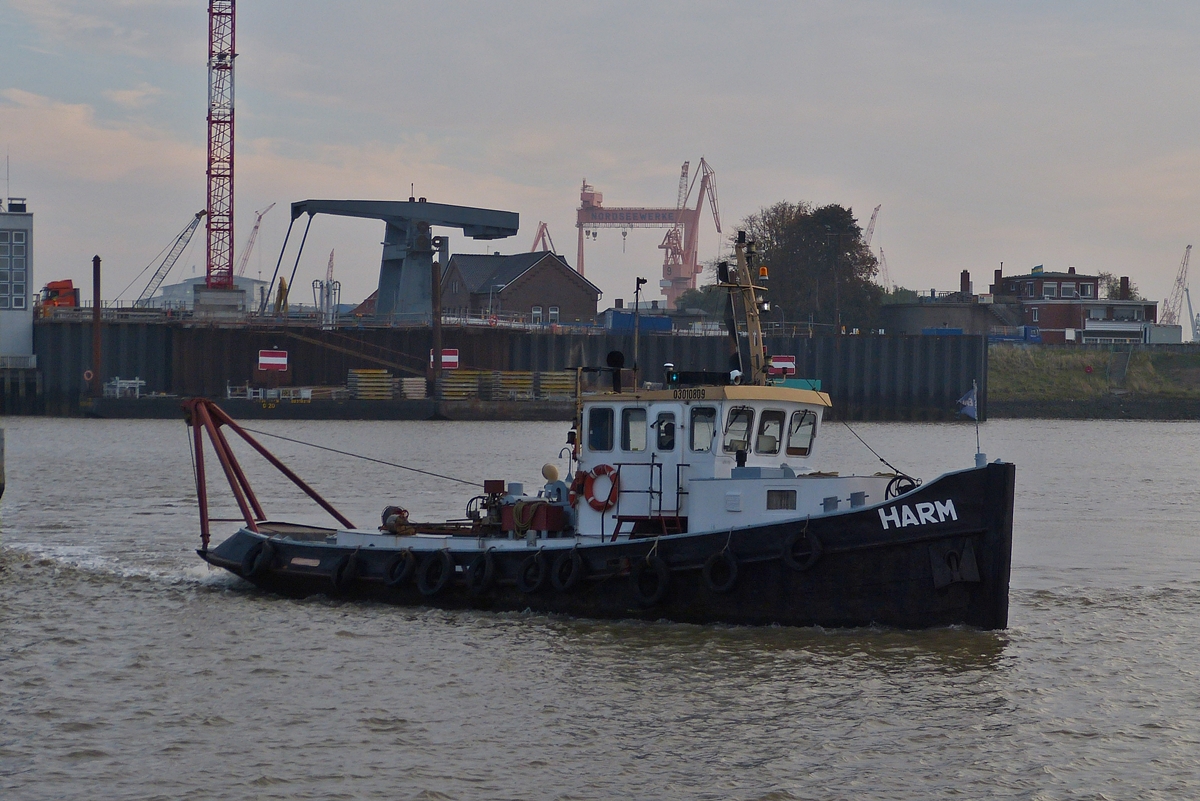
<box><xmin>187</xmin><ymin>233</ymin><xmax>1016</xmax><ymax>630</ymax></box>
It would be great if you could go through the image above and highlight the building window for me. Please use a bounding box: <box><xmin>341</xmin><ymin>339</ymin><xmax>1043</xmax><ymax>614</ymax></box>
<box><xmin>690</xmin><ymin>407</ymin><xmax>716</xmax><ymax>452</ymax></box>
<box><xmin>767</xmin><ymin>490</ymin><xmax>797</xmax><ymax>510</ymax></box>
<box><xmin>1061</xmin><ymin>282</ymin><xmax>1076</xmax><ymax>298</ymax></box>
<box><xmin>1031</xmin><ymin>307</ymin><xmax>1039</xmax><ymax>322</ymax></box>
<box><xmin>1025</xmin><ymin>282</ymin><xmax>1034</xmax><ymax>297</ymax></box>
<box><xmin>548</xmin><ymin>306</ymin><xmax>559</xmax><ymax>323</ymax></box>
<box><xmin>1043</xmin><ymin>283</ymin><xmax>1057</xmax><ymax>299</ymax></box>
<box><xmin>588</xmin><ymin>407</ymin><xmax>614</xmax><ymax>451</ymax></box>
<box><xmin>531</xmin><ymin>305</ymin><xmax>543</xmax><ymax>324</ymax></box>
<box><xmin>1081</xmin><ymin>283</ymin><xmax>1094</xmax><ymax>298</ymax></box>
<box><xmin>0</xmin><ymin>230</ymin><xmax>26</xmax><ymax>310</ymax></box>
<box><xmin>1088</xmin><ymin>307</ymin><xmax>1106</xmax><ymax>320</ymax></box>
<box><xmin>621</xmin><ymin>407</ymin><xmax>647</xmax><ymax>452</ymax></box>
<box><xmin>723</xmin><ymin>407</ymin><xmax>755</xmax><ymax>453</ymax></box>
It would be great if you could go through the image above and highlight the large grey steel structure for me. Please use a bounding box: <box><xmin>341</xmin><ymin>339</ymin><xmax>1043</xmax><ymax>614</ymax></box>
<box><xmin>268</xmin><ymin>199</ymin><xmax>518</xmax><ymax>320</ymax></box>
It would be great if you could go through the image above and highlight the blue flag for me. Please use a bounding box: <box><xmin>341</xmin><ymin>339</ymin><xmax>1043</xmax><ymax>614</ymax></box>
<box><xmin>956</xmin><ymin>386</ymin><xmax>978</xmax><ymax>420</ymax></box>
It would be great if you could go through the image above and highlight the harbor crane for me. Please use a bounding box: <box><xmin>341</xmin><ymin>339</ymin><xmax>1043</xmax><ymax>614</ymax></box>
<box><xmin>134</xmin><ymin>210</ymin><xmax>207</xmax><ymax>307</ymax></box>
<box><xmin>863</xmin><ymin>204</ymin><xmax>881</xmax><ymax>249</ymax></box>
<box><xmin>576</xmin><ymin>157</ymin><xmax>721</xmax><ymax>308</ymax></box>
<box><xmin>1159</xmin><ymin>244</ymin><xmax>1191</xmax><ymax>326</ymax></box>
<box><xmin>235</xmin><ymin>202</ymin><xmax>275</xmax><ymax>276</ymax></box>
<box><xmin>205</xmin><ymin>0</ymin><xmax>236</xmax><ymax>290</ymax></box>
<box><xmin>530</xmin><ymin>221</ymin><xmax>556</xmax><ymax>253</ymax></box>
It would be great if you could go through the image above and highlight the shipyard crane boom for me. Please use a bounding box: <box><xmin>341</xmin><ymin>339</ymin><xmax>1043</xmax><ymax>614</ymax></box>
<box><xmin>135</xmin><ymin>210</ymin><xmax>207</xmax><ymax>306</ymax></box>
<box><xmin>530</xmin><ymin>221</ymin><xmax>557</xmax><ymax>253</ymax></box>
<box><xmin>863</xmin><ymin>205</ymin><xmax>881</xmax><ymax>249</ymax></box>
<box><xmin>877</xmin><ymin>247</ymin><xmax>893</xmax><ymax>291</ymax></box>
<box><xmin>1186</xmin><ymin>286</ymin><xmax>1198</xmax><ymax>342</ymax></box>
<box><xmin>235</xmin><ymin>202</ymin><xmax>275</xmax><ymax>277</ymax></box>
<box><xmin>1160</xmin><ymin>244</ymin><xmax>1192</xmax><ymax>326</ymax></box>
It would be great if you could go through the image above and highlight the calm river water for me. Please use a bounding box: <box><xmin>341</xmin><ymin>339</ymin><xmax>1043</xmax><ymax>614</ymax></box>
<box><xmin>3</xmin><ymin>416</ymin><xmax>1200</xmax><ymax>800</ymax></box>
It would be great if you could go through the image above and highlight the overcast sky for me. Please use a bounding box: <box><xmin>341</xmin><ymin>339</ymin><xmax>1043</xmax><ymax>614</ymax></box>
<box><xmin>3</xmin><ymin>1</ymin><xmax>1200</xmax><ymax>310</ymax></box>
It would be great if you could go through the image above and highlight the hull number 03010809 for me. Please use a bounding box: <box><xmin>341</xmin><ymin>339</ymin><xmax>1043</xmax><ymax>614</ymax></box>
<box><xmin>878</xmin><ymin>499</ymin><xmax>958</xmax><ymax>530</ymax></box>
<box><xmin>672</xmin><ymin>388</ymin><xmax>707</xmax><ymax>400</ymax></box>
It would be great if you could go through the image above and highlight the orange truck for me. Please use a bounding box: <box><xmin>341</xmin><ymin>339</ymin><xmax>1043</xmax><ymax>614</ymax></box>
<box><xmin>37</xmin><ymin>280</ymin><xmax>80</xmax><ymax>315</ymax></box>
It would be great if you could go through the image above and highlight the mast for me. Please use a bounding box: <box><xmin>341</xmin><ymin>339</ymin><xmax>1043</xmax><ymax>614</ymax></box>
<box><xmin>719</xmin><ymin>231</ymin><xmax>768</xmax><ymax>385</ymax></box>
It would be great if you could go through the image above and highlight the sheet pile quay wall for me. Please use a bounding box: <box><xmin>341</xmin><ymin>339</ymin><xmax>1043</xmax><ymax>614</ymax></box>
<box><xmin>27</xmin><ymin>320</ymin><xmax>987</xmax><ymax>420</ymax></box>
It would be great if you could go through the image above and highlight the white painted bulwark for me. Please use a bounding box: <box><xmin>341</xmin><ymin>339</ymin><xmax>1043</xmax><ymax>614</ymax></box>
<box><xmin>0</xmin><ymin>199</ymin><xmax>33</xmax><ymax>359</ymax></box>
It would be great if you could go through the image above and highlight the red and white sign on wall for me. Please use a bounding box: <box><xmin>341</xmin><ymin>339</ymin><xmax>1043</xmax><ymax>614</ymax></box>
<box><xmin>429</xmin><ymin>348</ymin><xmax>460</xmax><ymax>369</ymax></box>
<box><xmin>768</xmin><ymin>355</ymin><xmax>797</xmax><ymax>376</ymax></box>
<box><xmin>258</xmin><ymin>349</ymin><xmax>289</xmax><ymax>371</ymax></box>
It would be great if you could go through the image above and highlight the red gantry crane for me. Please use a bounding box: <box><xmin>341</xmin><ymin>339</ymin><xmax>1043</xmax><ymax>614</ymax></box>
<box><xmin>530</xmin><ymin>221</ymin><xmax>557</xmax><ymax>253</ymax></box>
<box><xmin>576</xmin><ymin>157</ymin><xmax>721</xmax><ymax>309</ymax></box>
<box><xmin>205</xmin><ymin>0</ymin><xmax>236</xmax><ymax>290</ymax></box>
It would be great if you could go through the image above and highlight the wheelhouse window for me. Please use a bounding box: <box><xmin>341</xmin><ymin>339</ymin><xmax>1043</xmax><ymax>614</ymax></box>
<box><xmin>588</xmin><ymin>407</ymin><xmax>614</xmax><ymax>451</ymax></box>
<box><xmin>786</xmin><ymin>410</ymin><xmax>817</xmax><ymax>457</ymax></box>
<box><xmin>690</xmin><ymin>407</ymin><xmax>716</xmax><ymax>452</ymax></box>
<box><xmin>756</xmin><ymin>410</ymin><xmax>786</xmax><ymax>455</ymax></box>
<box><xmin>655</xmin><ymin>412</ymin><xmax>676</xmax><ymax>451</ymax></box>
<box><xmin>621</xmin><ymin>408</ymin><xmax>647</xmax><ymax>452</ymax></box>
<box><xmin>723</xmin><ymin>407</ymin><xmax>755</xmax><ymax>453</ymax></box>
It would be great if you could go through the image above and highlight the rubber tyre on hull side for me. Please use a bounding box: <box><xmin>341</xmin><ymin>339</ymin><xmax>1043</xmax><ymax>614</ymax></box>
<box><xmin>782</xmin><ymin>531</ymin><xmax>823</xmax><ymax>572</ymax></box>
<box><xmin>330</xmin><ymin>551</ymin><xmax>360</xmax><ymax>593</ymax></box>
<box><xmin>417</xmin><ymin>550</ymin><xmax>455</xmax><ymax>596</ymax></box>
<box><xmin>702</xmin><ymin>549</ymin><xmax>739</xmax><ymax>594</ymax></box>
<box><xmin>241</xmin><ymin>539</ymin><xmax>277</xmax><ymax>579</ymax></box>
<box><xmin>466</xmin><ymin>550</ymin><xmax>496</xmax><ymax>596</ymax></box>
<box><xmin>517</xmin><ymin>551</ymin><xmax>548</xmax><ymax>594</ymax></box>
<box><xmin>385</xmin><ymin>549</ymin><xmax>417</xmax><ymax>588</ymax></box>
<box><xmin>631</xmin><ymin>555</ymin><xmax>670</xmax><ymax>606</ymax></box>
<box><xmin>551</xmin><ymin>548</ymin><xmax>586</xmax><ymax>592</ymax></box>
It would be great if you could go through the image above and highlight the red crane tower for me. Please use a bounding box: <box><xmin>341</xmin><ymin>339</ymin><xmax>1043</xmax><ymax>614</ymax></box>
<box><xmin>576</xmin><ymin>158</ymin><xmax>721</xmax><ymax>309</ymax></box>
<box><xmin>205</xmin><ymin>0</ymin><xmax>236</xmax><ymax>289</ymax></box>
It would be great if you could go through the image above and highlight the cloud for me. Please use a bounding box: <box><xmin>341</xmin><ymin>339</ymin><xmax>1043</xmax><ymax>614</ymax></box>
<box><xmin>102</xmin><ymin>82</ymin><xmax>165</xmax><ymax>110</ymax></box>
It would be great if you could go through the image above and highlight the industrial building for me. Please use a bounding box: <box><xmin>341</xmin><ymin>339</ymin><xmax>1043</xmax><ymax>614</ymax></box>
<box><xmin>440</xmin><ymin>251</ymin><xmax>600</xmax><ymax>324</ymax></box>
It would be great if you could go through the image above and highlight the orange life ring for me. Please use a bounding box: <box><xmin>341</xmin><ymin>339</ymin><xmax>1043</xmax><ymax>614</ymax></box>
<box><xmin>83</xmin><ymin>369</ymin><xmax>95</xmax><ymax>382</ymax></box>
<box><xmin>583</xmin><ymin>464</ymin><xmax>620</xmax><ymax>512</ymax></box>
<box><xmin>488</xmin><ymin>315</ymin><xmax>498</xmax><ymax>327</ymax></box>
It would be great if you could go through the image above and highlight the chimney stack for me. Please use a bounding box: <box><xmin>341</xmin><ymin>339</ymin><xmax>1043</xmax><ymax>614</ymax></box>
<box><xmin>615</xmin><ymin>298</ymin><xmax>624</xmax><ymax>309</ymax></box>
<box><xmin>1119</xmin><ymin>276</ymin><xmax>1130</xmax><ymax>300</ymax></box>
<box><xmin>960</xmin><ymin>270</ymin><xmax>971</xmax><ymax>295</ymax></box>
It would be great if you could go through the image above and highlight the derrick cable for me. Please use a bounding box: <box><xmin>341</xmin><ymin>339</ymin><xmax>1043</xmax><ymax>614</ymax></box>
<box><xmin>237</xmin><ymin>426</ymin><xmax>477</xmax><ymax>487</ymax></box>
<box><xmin>838</xmin><ymin>419</ymin><xmax>912</xmax><ymax>479</ymax></box>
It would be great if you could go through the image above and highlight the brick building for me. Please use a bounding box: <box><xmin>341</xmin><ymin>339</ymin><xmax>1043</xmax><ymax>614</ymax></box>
<box><xmin>989</xmin><ymin>267</ymin><xmax>1167</xmax><ymax>344</ymax></box>
<box><xmin>440</xmin><ymin>251</ymin><xmax>600</xmax><ymax>324</ymax></box>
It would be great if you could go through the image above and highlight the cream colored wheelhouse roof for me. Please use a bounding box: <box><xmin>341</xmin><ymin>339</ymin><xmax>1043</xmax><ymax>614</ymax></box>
<box><xmin>580</xmin><ymin>384</ymin><xmax>832</xmax><ymax>408</ymax></box>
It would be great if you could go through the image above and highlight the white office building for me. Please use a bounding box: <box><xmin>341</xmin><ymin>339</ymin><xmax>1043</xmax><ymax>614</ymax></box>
<box><xmin>0</xmin><ymin>198</ymin><xmax>34</xmax><ymax>367</ymax></box>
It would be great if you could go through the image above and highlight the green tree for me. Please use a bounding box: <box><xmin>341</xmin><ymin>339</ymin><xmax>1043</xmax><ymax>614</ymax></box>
<box><xmin>674</xmin><ymin>282</ymin><xmax>728</xmax><ymax>316</ymax></box>
<box><xmin>740</xmin><ymin>201</ymin><xmax>882</xmax><ymax>331</ymax></box>
<box><xmin>1097</xmin><ymin>271</ymin><xmax>1140</xmax><ymax>300</ymax></box>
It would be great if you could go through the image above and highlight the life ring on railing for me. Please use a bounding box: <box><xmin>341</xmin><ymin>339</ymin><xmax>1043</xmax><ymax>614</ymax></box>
<box><xmin>488</xmin><ymin>315</ymin><xmax>498</xmax><ymax>327</ymax></box>
<box><xmin>83</xmin><ymin>369</ymin><xmax>94</xmax><ymax>383</ymax></box>
<box><xmin>583</xmin><ymin>464</ymin><xmax>620</xmax><ymax>512</ymax></box>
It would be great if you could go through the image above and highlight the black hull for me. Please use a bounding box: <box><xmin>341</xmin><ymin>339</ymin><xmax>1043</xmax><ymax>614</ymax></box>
<box><xmin>201</xmin><ymin>462</ymin><xmax>1016</xmax><ymax>630</ymax></box>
